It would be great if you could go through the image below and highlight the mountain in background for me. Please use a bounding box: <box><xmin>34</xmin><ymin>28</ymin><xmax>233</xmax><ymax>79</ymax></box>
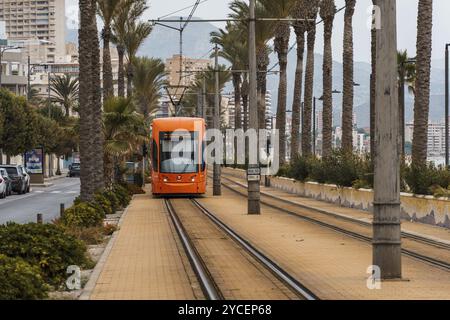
<box><xmin>66</xmin><ymin>17</ymin><xmax>447</xmax><ymax>128</ymax></box>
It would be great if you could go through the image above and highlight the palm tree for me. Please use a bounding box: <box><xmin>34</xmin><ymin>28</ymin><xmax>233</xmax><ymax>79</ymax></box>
<box><xmin>341</xmin><ymin>0</ymin><xmax>356</xmax><ymax>154</ymax></box>
<box><xmin>211</xmin><ymin>22</ymin><xmax>248</xmax><ymax>130</ymax></box>
<box><xmin>320</xmin><ymin>0</ymin><xmax>336</xmax><ymax>158</ymax></box>
<box><xmin>50</xmin><ymin>74</ymin><xmax>79</xmax><ymax>117</ymax></box>
<box><xmin>98</xmin><ymin>0</ymin><xmax>122</xmax><ymax>99</ymax></box>
<box><xmin>186</xmin><ymin>66</ymin><xmax>231</xmax><ymax>126</ymax></box>
<box><xmin>397</xmin><ymin>50</ymin><xmax>416</xmax><ymax>159</ymax></box>
<box><xmin>412</xmin><ymin>0</ymin><xmax>433</xmax><ymax>168</ymax></box>
<box><xmin>291</xmin><ymin>0</ymin><xmax>307</xmax><ymax>159</ymax></box>
<box><xmin>301</xmin><ymin>1</ymin><xmax>319</xmax><ymax>157</ymax></box>
<box><xmin>91</xmin><ymin>0</ymin><xmax>105</xmax><ymax>193</ymax></box>
<box><xmin>123</xmin><ymin>21</ymin><xmax>152</xmax><ymax>97</ymax></box>
<box><xmin>103</xmin><ymin>97</ymin><xmax>146</xmax><ymax>184</ymax></box>
<box><xmin>260</xmin><ymin>0</ymin><xmax>296</xmax><ymax>166</ymax></box>
<box><xmin>229</xmin><ymin>0</ymin><xmax>274</xmax><ymax>130</ymax></box>
<box><xmin>78</xmin><ymin>0</ymin><xmax>104</xmax><ymax>200</ymax></box>
<box><xmin>132</xmin><ymin>57</ymin><xmax>166</xmax><ymax>117</ymax></box>
<box><xmin>112</xmin><ymin>0</ymin><xmax>147</xmax><ymax>97</ymax></box>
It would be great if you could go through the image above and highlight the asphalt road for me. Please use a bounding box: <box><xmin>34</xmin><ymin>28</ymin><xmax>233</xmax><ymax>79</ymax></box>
<box><xmin>0</xmin><ymin>177</ymin><xmax>80</xmax><ymax>224</ymax></box>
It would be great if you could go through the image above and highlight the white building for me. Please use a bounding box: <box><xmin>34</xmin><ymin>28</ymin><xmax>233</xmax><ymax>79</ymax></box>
<box><xmin>406</xmin><ymin>122</ymin><xmax>448</xmax><ymax>157</ymax></box>
<box><xmin>0</xmin><ymin>0</ymin><xmax>66</xmax><ymax>63</ymax></box>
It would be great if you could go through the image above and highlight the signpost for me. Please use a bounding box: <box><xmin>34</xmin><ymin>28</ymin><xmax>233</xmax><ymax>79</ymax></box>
<box><xmin>24</xmin><ymin>148</ymin><xmax>45</xmax><ymax>184</ymax></box>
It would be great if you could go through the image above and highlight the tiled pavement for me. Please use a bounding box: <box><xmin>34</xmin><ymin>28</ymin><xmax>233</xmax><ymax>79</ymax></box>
<box><xmin>89</xmin><ymin>192</ymin><xmax>201</xmax><ymax>300</ymax></box>
<box><xmin>199</xmin><ymin>184</ymin><xmax>450</xmax><ymax>300</ymax></box>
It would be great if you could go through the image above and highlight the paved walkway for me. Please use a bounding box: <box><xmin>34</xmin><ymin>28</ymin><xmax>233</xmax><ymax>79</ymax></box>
<box><xmin>88</xmin><ymin>190</ymin><xmax>201</xmax><ymax>300</ymax></box>
<box><xmin>199</xmin><ymin>183</ymin><xmax>450</xmax><ymax>300</ymax></box>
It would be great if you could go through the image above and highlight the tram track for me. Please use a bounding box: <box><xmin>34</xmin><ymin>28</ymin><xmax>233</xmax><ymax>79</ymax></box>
<box><xmin>218</xmin><ymin>174</ymin><xmax>450</xmax><ymax>272</ymax></box>
<box><xmin>164</xmin><ymin>198</ymin><xmax>318</xmax><ymax>300</ymax></box>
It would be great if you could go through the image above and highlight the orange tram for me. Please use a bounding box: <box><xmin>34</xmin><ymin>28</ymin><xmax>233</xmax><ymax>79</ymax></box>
<box><xmin>150</xmin><ymin>117</ymin><xmax>206</xmax><ymax>196</ymax></box>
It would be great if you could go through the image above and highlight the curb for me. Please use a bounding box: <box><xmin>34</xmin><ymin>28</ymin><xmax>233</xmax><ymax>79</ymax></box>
<box><xmin>78</xmin><ymin>195</ymin><xmax>135</xmax><ymax>300</ymax></box>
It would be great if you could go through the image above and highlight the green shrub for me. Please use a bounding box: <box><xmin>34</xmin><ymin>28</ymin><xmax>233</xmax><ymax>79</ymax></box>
<box><xmin>113</xmin><ymin>184</ymin><xmax>131</xmax><ymax>207</ymax></box>
<box><xmin>0</xmin><ymin>223</ymin><xmax>90</xmax><ymax>287</ymax></box>
<box><xmin>404</xmin><ymin>163</ymin><xmax>450</xmax><ymax>195</ymax></box>
<box><xmin>126</xmin><ymin>183</ymin><xmax>145</xmax><ymax>195</ymax></box>
<box><xmin>0</xmin><ymin>254</ymin><xmax>49</xmax><ymax>300</ymax></box>
<box><xmin>289</xmin><ymin>155</ymin><xmax>312</xmax><ymax>182</ymax></box>
<box><xmin>62</xmin><ymin>203</ymin><xmax>103</xmax><ymax>228</ymax></box>
<box><xmin>102</xmin><ymin>190</ymin><xmax>120</xmax><ymax>212</ymax></box>
<box><xmin>92</xmin><ymin>193</ymin><xmax>113</xmax><ymax>216</ymax></box>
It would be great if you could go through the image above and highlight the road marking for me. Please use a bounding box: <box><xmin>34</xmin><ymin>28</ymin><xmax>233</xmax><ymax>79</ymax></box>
<box><xmin>51</xmin><ymin>191</ymin><xmax>62</xmax><ymax>194</ymax></box>
<box><xmin>35</xmin><ymin>190</ymin><xmax>45</xmax><ymax>193</ymax></box>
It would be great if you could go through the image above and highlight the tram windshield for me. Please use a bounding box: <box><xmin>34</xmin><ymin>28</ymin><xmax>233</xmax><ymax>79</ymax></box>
<box><xmin>160</xmin><ymin>131</ymin><xmax>199</xmax><ymax>173</ymax></box>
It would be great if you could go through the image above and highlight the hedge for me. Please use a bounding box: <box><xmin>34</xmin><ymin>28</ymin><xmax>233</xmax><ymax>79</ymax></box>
<box><xmin>0</xmin><ymin>223</ymin><xmax>90</xmax><ymax>287</ymax></box>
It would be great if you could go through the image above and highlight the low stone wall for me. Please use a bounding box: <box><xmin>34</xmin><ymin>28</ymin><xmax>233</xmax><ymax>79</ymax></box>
<box><xmin>222</xmin><ymin>167</ymin><xmax>450</xmax><ymax>229</ymax></box>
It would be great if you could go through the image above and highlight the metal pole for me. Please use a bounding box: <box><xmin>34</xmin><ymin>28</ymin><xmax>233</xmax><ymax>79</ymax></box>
<box><xmin>213</xmin><ymin>44</ymin><xmax>221</xmax><ymax>196</ymax></box>
<box><xmin>445</xmin><ymin>44</ymin><xmax>449</xmax><ymax>167</ymax></box>
<box><xmin>247</xmin><ymin>0</ymin><xmax>260</xmax><ymax>214</ymax></box>
<box><xmin>0</xmin><ymin>49</ymin><xmax>3</xmax><ymax>88</ymax></box>
<box><xmin>313</xmin><ymin>97</ymin><xmax>316</xmax><ymax>156</ymax></box>
<box><xmin>373</xmin><ymin>0</ymin><xmax>402</xmax><ymax>279</ymax></box>
<box><xmin>47</xmin><ymin>71</ymin><xmax>51</xmax><ymax>118</ymax></box>
<box><xmin>27</xmin><ymin>55</ymin><xmax>31</xmax><ymax>100</ymax></box>
<box><xmin>202</xmin><ymin>76</ymin><xmax>207</xmax><ymax>120</ymax></box>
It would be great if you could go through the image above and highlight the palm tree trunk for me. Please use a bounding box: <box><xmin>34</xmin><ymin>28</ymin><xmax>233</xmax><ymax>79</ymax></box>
<box><xmin>302</xmin><ymin>24</ymin><xmax>316</xmax><ymax>157</ymax></box>
<box><xmin>90</xmin><ymin>0</ymin><xmax>105</xmax><ymax>193</ymax></box>
<box><xmin>321</xmin><ymin>5</ymin><xmax>335</xmax><ymax>158</ymax></box>
<box><xmin>126</xmin><ymin>62</ymin><xmax>133</xmax><ymax>98</ymax></box>
<box><xmin>291</xmin><ymin>25</ymin><xmax>305</xmax><ymax>160</ymax></box>
<box><xmin>412</xmin><ymin>0</ymin><xmax>433</xmax><ymax>167</ymax></box>
<box><xmin>232</xmin><ymin>72</ymin><xmax>242</xmax><ymax>130</ymax></box>
<box><xmin>104</xmin><ymin>153</ymin><xmax>114</xmax><ymax>186</ymax></box>
<box><xmin>78</xmin><ymin>0</ymin><xmax>94</xmax><ymax>200</ymax></box>
<box><xmin>257</xmin><ymin>48</ymin><xmax>269</xmax><ymax>130</ymax></box>
<box><xmin>102</xmin><ymin>26</ymin><xmax>114</xmax><ymax>100</ymax></box>
<box><xmin>341</xmin><ymin>0</ymin><xmax>356</xmax><ymax>154</ymax></box>
<box><xmin>117</xmin><ymin>45</ymin><xmax>125</xmax><ymax>97</ymax></box>
<box><xmin>399</xmin><ymin>77</ymin><xmax>405</xmax><ymax>159</ymax></box>
<box><xmin>275</xmin><ymin>23</ymin><xmax>290</xmax><ymax>166</ymax></box>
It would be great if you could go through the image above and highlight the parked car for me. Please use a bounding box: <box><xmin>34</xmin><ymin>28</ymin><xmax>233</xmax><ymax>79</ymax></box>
<box><xmin>0</xmin><ymin>168</ymin><xmax>13</xmax><ymax>196</ymax></box>
<box><xmin>0</xmin><ymin>170</ymin><xmax>7</xmax><ymax>198</ymax></box>
<box><xmin>0</xmin><ymin>165</ymin><xmax>28</xmax><ymax>194</ymax></box>
<box><xmin>68</xmin><ymin>163</ymin><xmax>80</xmax><ymax>177</ymax></box>
<box><xmin>20</xmin><ymin>165</ymin><xmax>31</xmax><ymax>193</ymax></box>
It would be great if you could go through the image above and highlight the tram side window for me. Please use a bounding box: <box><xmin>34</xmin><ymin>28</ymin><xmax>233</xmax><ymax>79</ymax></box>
<box><xmin>151</xmin><ymin>139</ymin><xmax>158</xmax><ymax>172</ymax></box>
<box><xmin>201</xmin><ymin>141</ymin><xmax>206</xmax><ymax>172</ymax></box>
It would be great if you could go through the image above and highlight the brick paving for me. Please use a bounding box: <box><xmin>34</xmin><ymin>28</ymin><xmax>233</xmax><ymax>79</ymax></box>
<box><xmin>200</xmin><ymin>183</ymin><xmax>450</xmax><ymax>300</ymax></box>
<box><xmin>89</xmin><ymin>192</ymin><xmax>201</xmax><ymax>300</ymax></box>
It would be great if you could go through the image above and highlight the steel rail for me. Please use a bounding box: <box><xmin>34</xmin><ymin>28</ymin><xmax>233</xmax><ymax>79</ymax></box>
<box><xmin>218</xmin><ymin>175</ymin><xmax>450</xmax><ymax>272</ymax></box>
<box><xmin>190</xmin><ymin>198</ymin><xmax>318</xmax><ymax>300</ymax></box>
<box><xmin>164</xmin><ymin>199</ymin><xmax>222</xmax><ymax>300</ymax></box>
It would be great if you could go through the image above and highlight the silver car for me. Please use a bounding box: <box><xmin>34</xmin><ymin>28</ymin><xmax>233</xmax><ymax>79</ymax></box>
<box><xmin>0</xmin><ymin>169</ymin><xmax>7</xmax><ymax>198</ymax></box>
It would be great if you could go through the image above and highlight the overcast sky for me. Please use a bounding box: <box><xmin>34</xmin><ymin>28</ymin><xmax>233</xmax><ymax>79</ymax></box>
<box><xmin>66</xmin><ymin>0</ymin><xmax>450</xmax><ymax>64</ymax></box>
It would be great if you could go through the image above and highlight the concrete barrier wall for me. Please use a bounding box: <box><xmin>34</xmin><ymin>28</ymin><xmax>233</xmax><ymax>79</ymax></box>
<box><xmin>222</xmin><ymin>167</ymin><xmax>450</xmax><ymax>229</ymax></box>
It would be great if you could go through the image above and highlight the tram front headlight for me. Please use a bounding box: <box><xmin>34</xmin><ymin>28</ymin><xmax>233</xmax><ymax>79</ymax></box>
<box><xmin>191</xmin><ymin>176</ymin><xmax>195</xmax><ymax>182</ymax></box>
<box><xmin>163</xmin><ymin>177</ymin><xmax>168</xmax><ymax>182</ymax></box>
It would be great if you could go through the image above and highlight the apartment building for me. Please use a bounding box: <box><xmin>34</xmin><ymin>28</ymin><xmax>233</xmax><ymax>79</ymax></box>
<box><xmin>0</xmin><ymin>50</ymin><xmax>27</xmax><ymax>95</ymax></box>
<box><xmin>165</xmin><ymin>54</ymin><xmax>211</xmax><ymax>97</ymax></box>
<box><xmin>0</xmin><ymin>0</ymin><xmax>66</xmax><ymax>63</ymax></box>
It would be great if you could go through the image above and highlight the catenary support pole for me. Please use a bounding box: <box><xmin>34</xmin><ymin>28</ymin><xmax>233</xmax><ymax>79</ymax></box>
<box><xmin>213</xmin><ymin>44</ymin><xmax>221</xmax><ymax>196</ymax></box>
<box><xmin>373</xmin><ymin>0</ymin><xmax>402</xmax><ymax>279</ymax></box>
<box><xmin>247</xmin><ymin>0</ymin><xmax>261</xmax><ymax>214</ymax></box>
